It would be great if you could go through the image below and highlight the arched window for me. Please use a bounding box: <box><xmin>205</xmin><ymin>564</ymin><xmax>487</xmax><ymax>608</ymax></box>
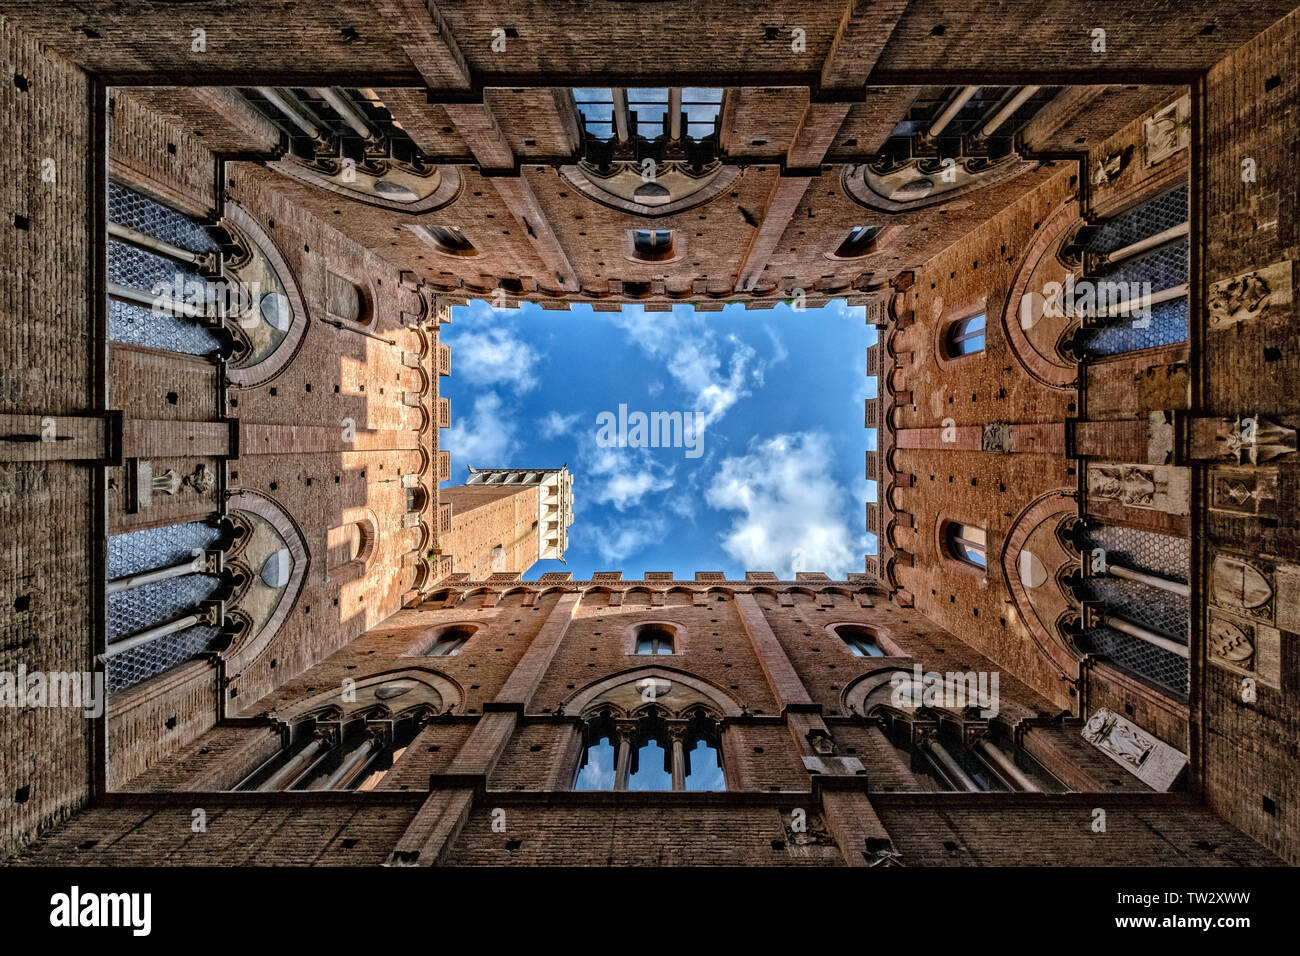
<box><xmin>326</xmin><ymin>271</ymin><xmax>368</xmax><ymax>324</ymax></box>
<box><xmin>406</xmin><ymin>485</ymin><xmax>429</xmax><ymax>513</ymax></box>
<box><xmin>631</xmin><ymin>228</ymin><xmax>675</xmax><ymax>262</ymax></box>
<box><xmin>573</xmin><ymin>710</ymin><xmax>726</xmax><ymax>792</ymax></box>
<box><xmin>683</xmin><ymin>716</ymin><xmax>725</xmax><ymax>791</ymax></box>
<box><xmin>420</xmin><ymin>224</ymin><xmax>477</xmax><ymax>257</ymax></box>
<box><xmin>628</xmin><ymin>724</ymin><xmax>673</xmax><ymax>791</ymax></box>
<box><xmin>946</xmin><ymin>522</ymin><xmax>988</xmax><ymax>568</ymax></box>
<box><xmin>574</xmin><ymin>712</ymin><xmax>618</xmax><ymax>791</ymax></box>
<box><xmin>832</xmin><ymin>224</ymin><xmax>885</xmax><ymax>259</ymax></box>
<box><xmin>425</xmin><ymin>624</ymin><xmax>474</xmax><ymax>657</ymax></box>
<box><xmin>834</xmin><ymin>624</ymin><xmax>886</xmax><ymax>658</ymax></box>
<box><xmin>326</xmin><ymin>520</ymin><xmax>374</xmax><ymax>570</ymax></box>
<box><xmin>944</xmin><ymin>313</ymin><xmax>986</xmax><ymax>356</ymax></box>
<box><xmin>634</xmin><ymin>624</ymin><xmax>675</xmax><ymax>655</ymax></box>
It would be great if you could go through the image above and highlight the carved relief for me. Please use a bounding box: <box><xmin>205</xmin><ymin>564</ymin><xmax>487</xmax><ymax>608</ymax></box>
<box><xmin>1224</xmin><ymin>415</ymin><xmax>1296</xmax><ymax>466</ymax></box>
<box><xmin>1086</xmin><ymin>463</ymin><xmax>1188</xmax><ymax>514</ymax></box>
<box><xmin>1210</xmin><ymin>552</ymin><xmax>1275</xmax><ymax>623</ymax></box>
<box><xmin>1090</xmin><ymin>145</ymin><xmax>1133</xmax><ymax>187</ymax></box>
<box><xmin>982</xmin><ymin>421</ymin><xmax>1012</xmax><ymax>454</ymax></box>
<box><xmin>1209</xmin><ymin>614</ymin><xmax>1255</xmax><ymax>670</ymax></box>
<box><xmin>1209</xmin><ymin>466</ymin><xmax>1279</xmax><ymax>518</ymax></box>
<box><xmin>781</xmin><ymin>810</ymin><xmax>838</xmax><ymax>853</ymax></box>
<box><xmin>1207</xmin><ymin>261</ymin><xmax>1292</xmax><ymax>330</ymax></box>
<box><xmin>1142</xmin><ymin>97</ymin><xmax>1191</xmax><ymax>167</ymax></box>
<box><xmin>843</xmin><ymin>154</ymin><xmax>1037</xmax><ymax>213</ymax></box>
<box><xmin>1081</xmin><ymin>708</ymin><xmax>1187</xmax><ymax>791</ymax></box>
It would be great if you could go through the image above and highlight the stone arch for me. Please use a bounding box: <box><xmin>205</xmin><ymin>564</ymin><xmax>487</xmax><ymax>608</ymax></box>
<box><xmin>283</xmin><ymin>667</ymin><xmax>464</xmax><ymax>721</ymax></box>
<box><xmin>999</xmin><ymin>196</ymin><xmax>1084</xmax><ymax>390</ymax></box>
<box><xmin>1001</xmin><ymin>490</ymin><xmax>1083</xmax><ymax>680</ymax></box>
<box><xmin>564</xmin><ymin>666</ymin><xmax>743</xmax><ymax>719</ymax></box>
<box><xmin>222</xmin><ymin>202</ymin><xmax>311</xmax><ymax>389</ymax></box>
<box><xmin>223</xmin><ymin>490</ymin><xmax>310</xmax><ymax>675</ymax></box>
<box><xmin>841</xmin><ymin>666</ymin><xmax>916</xmax><ymax>716</ymax></box>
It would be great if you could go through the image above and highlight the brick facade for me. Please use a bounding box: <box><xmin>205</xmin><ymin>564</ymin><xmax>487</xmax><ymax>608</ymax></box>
<box><xmin>1</xmin><ymin>2</ymin><xmax>1298</xmax><ymax>869</ymax></box>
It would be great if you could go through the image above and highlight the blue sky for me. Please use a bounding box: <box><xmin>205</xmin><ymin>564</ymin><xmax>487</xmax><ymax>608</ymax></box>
<box><xmin>439</xmin><ymin>298</ymin><xmax>879</xmax><ymax>581</ymax></box>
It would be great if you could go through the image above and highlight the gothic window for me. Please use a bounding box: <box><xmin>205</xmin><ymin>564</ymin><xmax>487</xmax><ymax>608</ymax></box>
<box><xmin>106</xmin><ymin>182</ymin><xmax>224</xmax><ymax>356</ymax></box>
<box><xmin>627</xmin><ymin>87</ymin><xmax>669</xmax><ymax>139</ymax></box>
<box><xmin>681</xmin><ymin>87</ymin><xmax>723</xmax><ymax>140</ymax></box>
<box><xmin>634</xmin><ymin>624</ymin><xmax>675</xmax><ymax>655</ymax></box>
<box><xmin>574</xmin><ymin>712</ymin><xmax>618</xmax><ymax>791</ymax></box>
<box><xmin>683</xmin><ymin>717</ymin><xmax>725</xmax><ymax>791</ymax></box>
<box><xmin>944</xmin><ymin>312</ymin><xmax>986</xmax><ymax>357</ymax></box>
<box><xmin>628</xmin><ymin>728</ymin><xmax>673</xmax><ymax>791</ymax></box>
<box><xmin>834</xmin><ymin>624</ymin><xmax>886</xmax><ymax>658</ymax></box>
<box><xmin>240</xmin><ymin>717</ymin><xmax>423</xmax><ymax>792</ymax></box>
<box><xmin>574</xmin><ymin>87</ymin><xmax>721</xmax><ymax>142</ymax></box>
<box><xmin>574</xmin><ymin>87</ymin><xmax>616</xmax><ymax>139</ymax></box>
<box><xmin>105</xmin><ymin>521</ymin><xmax>226</xmax><ymax>694</ymax></box>
<box><xmin>573</xmin><ymin>710</ymin><xmax>726</xmax><ymax>792</ymax></box>
<box><xmin>832</xmin><ymin>225</ymin><xmax>885</xmax><ymax>259</ymax></box>
<box><xmin>631</xmin><ymin>228</ymin><xmax>676</xmax><ymax>262</ymax></box>
<box><xmin>425</xmin><ymin>625</ymin><xmax>474</xmax><ymax>657</ymax></box>
<box><xmin>946</xmin><ymin>522</ymin><xmax>988</xmax><ymax>569</ymax></box>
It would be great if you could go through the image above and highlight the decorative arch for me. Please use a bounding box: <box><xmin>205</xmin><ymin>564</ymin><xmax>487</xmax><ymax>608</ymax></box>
<box><xmin>223</xmin><ymin>202</ymin><xmax>311</xmax><ymax>389</ymax></box>
<box><xmin>281</xmin><ymin>667</ymin><xmax>464</xmax><ymax>721</ymax></box>
<box><xmin>223</xmin><ymin>490</ymin><xmax>311</xmax><ymax>675</ymax></box>
<box><xmin>999</xmin><ymin>196</ymin><xmax>1084</xmax><ymax>390</ymax></box>
<box><xmin>1001</xmin><ymin>490</ymin><xmax>1084</xmax><ymax>680</ymax></box>
<box><xmin>842</xmin><ymin>666</ymin><xmax>916</xmax><ymax>716</ymax></box>
<box><xmin>563</xmin><ymin>666</ymin><xmax>743</xmax><ymax>719</ymax></box>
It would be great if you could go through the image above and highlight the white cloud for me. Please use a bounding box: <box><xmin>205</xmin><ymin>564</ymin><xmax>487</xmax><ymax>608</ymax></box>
<box><xmin>443</xmin><ymin>325</ymin><xmax>539</xmax><ymax>393</ymax></box>
<box><xmin>705</xmin><ymin>432</ymin><xmax>863</xmax><ymax>578</ymax></box>
<box><xmin>583</xmin><ymin>442</ymin><xmax>674</xmax><ymax>511</ymax></box>
<box><xmin>607</xmin><ymin>308</ymin><xmax>766</xmax><ymax>432</ymax></box>
<box><xmin>538</xmin><ymin>410</ymin><xmax>582</xmax><ymax>439</ymax></box>
<box><xmin>582</xmin><ymin>516</ymin><xmax>668</xmax><ymax>565</ymax></box>
<box><xmin>444</xmin><ymin>392</ymin><xmax>516</xmax><ymax>469</ymax></box>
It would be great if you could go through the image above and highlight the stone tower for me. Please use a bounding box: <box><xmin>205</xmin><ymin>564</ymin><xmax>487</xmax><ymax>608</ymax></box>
<box><xmin>437</xmin><ymin>466</ymin><xmax>575</xmax><ymax>579</ymax></box>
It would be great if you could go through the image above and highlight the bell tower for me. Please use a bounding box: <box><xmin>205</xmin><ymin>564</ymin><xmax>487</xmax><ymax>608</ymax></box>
<box><xmin>438</xmin><ymin>466</ymin><xmax>575</xmax><ymax>579</ymax></box>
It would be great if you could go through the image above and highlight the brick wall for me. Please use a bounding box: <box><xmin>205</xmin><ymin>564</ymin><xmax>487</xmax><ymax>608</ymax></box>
<box><xmin>0</xmin><ymin>20</ymin><xmax>96</xmax><ymax>860</ymax></box>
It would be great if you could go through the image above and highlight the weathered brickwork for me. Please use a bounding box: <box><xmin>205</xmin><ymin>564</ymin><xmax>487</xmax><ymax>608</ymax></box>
<box><xmin>2</xmin><ymin>3</ymin><xmax>1298</xmax><ymax>869</ymax></box>
<box><xmin>0</xmin><ymin>20</ymin><xmax>96</xmax><ymax>861</ymax></box>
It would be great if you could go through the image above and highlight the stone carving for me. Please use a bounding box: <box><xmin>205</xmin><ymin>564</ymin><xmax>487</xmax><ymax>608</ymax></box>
<box><xmin>1207</xmin><ymin>260</ymin><xmax>1291</xmax><ymax>330</ymax></box>
<box><xmin>843</xmin><ymin>153</ymin><xmax>1036</xmax><ymax>213</ymax></box>
<box><xmin>1087</xmin><ymin>463</ymin><xmax>1188</xmax><ymax>514</ymax></box>
<box><xmin>781</xmin><ymin>811</ymin><xmax>837</xmax><ymax>849</ymax></box>
<box><xmin>1210</xmin><ymin>466</ymin><xmax>1279</xmax><ymax>518</ymax></box>
<box><xmin>1081</xmin><ymin>708</ymin><xmax>1187</xmax><ymax>791</ymax></box>
<box><xmin>982</xmin><ymin>421</ymin><xmax>1012</xmax><ymax>454</ymax></box>
<box><xmin>1090</xmin><ymin>145</ymin><xmax>1133</xmax><ymax>187</ymax></box>
<box><xmin>1209</xmin><ymin>616</ymin><xmax>1255</xmax><ymax>670</ymax></box>
<box><xmin>184</xmin><ymin>464</ymin><xmax>216</xmax><ymax>495</ymax></box>
<box><xmin>806</xmin><ymin>728</ymin><xmax>837</xmax><ymax>756</ymax></box>
<box><xmin>1209</xmin><ymin>273</ymin><xmax>1271</xmax><ymax>327</ymax></box>
<box><xmin>1225</xmin><ymin>415</ymin><xmax>1296</xmax><ymax>465</ymax></box>
<box><xmin>1210</xmin><ymin>552</ymin><xmax>1274</xmax><ymax>622</ymax></box>
<box><xmin>1143</xmin><ymin>97</ymin><xmax>1191</xmax><ymax>167</ymax></box>
<box><xmin>1088</xmin><ymin>464</ymin><xmax>1156</xmax><ymax>506</ymax></box>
